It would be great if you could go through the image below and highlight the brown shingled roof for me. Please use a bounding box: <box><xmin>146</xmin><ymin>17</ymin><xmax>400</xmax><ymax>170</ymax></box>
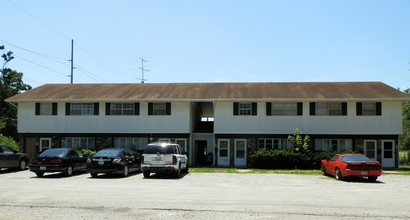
<box><xmin>6</xmin><ymin>82</ymin><xmax>410</xmax><ymax>102</ymax></box>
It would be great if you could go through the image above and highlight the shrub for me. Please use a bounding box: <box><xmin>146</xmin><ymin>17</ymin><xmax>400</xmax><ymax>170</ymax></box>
<box><xmin>0</xmin><ymin>134</ymin><xmax>19</xmax><ymax>151</ymax></box>
<box><xmin>80</xmin><ymin>149</ymin><xmax>96</xmax><ymax>157</ymax></box>
<box><xmin>249</xmin><ymin>150</ymin><xmax>338</xmax><ymax>169</ymax></box>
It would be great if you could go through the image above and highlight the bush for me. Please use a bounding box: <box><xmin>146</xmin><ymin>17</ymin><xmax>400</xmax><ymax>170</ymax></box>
<box><xmin>0</xmin><ymin>134</ymin><xmax>19</xmax><ymax>151</ymax></box>
<box><xmin>249</xmin><ymin>150</ymin><xmax>338</xmax><ymax>169</ymax></box>
<box><xmin>80</xmin><ymin>149</ymin><xmax>96</xmax><ymax>157</ymax></box>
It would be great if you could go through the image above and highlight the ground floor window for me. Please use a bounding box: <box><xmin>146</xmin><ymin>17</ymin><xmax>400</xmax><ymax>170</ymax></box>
<box><xmin>114</xmin><ymin>137</ymin><xmax>148</xmax><ymax>151</ymax></box>
<box><xmin>314</xmin><ymin>139</ymin><xmax>352</xmax><ymax>152</ymax></box>
<box><xmin>61</xmin><ymin>137</ymin><xmax>95</xmax><ymax>149</ymax></box>
<box><xmin>175</xmin><ymin>139</ymin><xmax>187</xmax><ymax>153</ymax></box>
<box><xmin>257</xmin><ymin>138</ymin><xmax>292</xmax><ymax>150</ymax></box>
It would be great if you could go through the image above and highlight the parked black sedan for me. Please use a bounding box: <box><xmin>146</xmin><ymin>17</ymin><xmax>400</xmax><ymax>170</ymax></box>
<box><xmin>87</xmin><ymin>148</ymin><xmax>141</xmax><ymax>177</ymax></box>
<box><xmin>29</xmin><ymin>148</ymin><xmax>88</xmax><ymax>177</ymax></box>
<box><xmin>0</xmin><ymin>144</ymin><xmax>29</xmax><ymax>170</ymax></box>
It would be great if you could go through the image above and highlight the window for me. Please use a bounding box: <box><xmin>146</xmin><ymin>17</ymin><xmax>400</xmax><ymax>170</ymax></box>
<box><xmin>233</xmin><ymin>102</ymin><xmax>257</xmax><ymax>116</ymax></box>
<box><xmin>267</xmin><ymin>102</ymin><xmax>302</xmax><ymax>116</ymax></box>
<box><xmin>106</xmin><ymin>103</ymin><xmax>139</xmax><ymax>115</ymax></box>
<box><xmin>258</xmin><ymin>138</ymin><xmax>291</xmax><ymax>150</ymax></box>
<box><xmin>314</xmin><ymin>139</ymin><xmax>352</xmax><ymax>152</ymax></box>
<box><xmin>66</xmin><ymin>103</ymin><xmax>99</xmax><ymax>115</ymax></box>
<box><xmin>61</xmin><ymin>137</ymin><xmax>95</xmax><ymax>149</ymax></box>
<box><xmin>356</xmin><ymin>102</ymin><xmax>381</xmax><ymax>116</ymax></box>
<box><xmin>310</xmin><ymin>102</ymin><xmax>347</xmax><ymax>116</ymax></box>
<box><xmin>114</xmin><ymin>137</ymin><xmax>148</xmax><ymax>151</ymax></box>
<box><xmin>35</xmin><ymin>103</ymin><xmax>57</xmax><ymax>115</ymax></box>
<box><xmin>148</xmin><ymin>102</ymin><xmax>171</xmax><ymax>115</ymax></box>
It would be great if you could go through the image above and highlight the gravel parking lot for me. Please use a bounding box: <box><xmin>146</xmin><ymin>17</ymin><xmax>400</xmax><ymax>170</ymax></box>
<box><xmin>0</xmin><ymin>169</ymin><xmax>409</xmax><ymax>220</ymax></box>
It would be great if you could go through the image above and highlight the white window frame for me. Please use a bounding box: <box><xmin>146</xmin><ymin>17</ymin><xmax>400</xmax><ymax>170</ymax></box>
<box><xmin>114</xmin><ymin>137</ymin><xmax>148</xmax><ymax>150</ymax></box>
<box><xmin>362</xmin><ymin>102</ymin><xmax>377</xmax><ymax>116</ymax></box>
<box><xmin>70</xmin><ymin>103</ymin><xmax>94</xmax><ymax>115</ymax></box>
<box><xmin>239</xmin><ymin>103</ymin><xmax>252</xmax><ymax>115</ymax></box>
<box><xmin>271</xmin><ymin>102</ymin><xmax>298</xmax><ymax>115</ymax></box>
<box><xmin>314</xmin><ymin>139</ymin><xmax>352</xmax><ymax>152</ymax></box>
<box><xmin>257</xmin><ymin>138</ymin><xmax>291</xmax><ymax>150</ymax></box>
<box><xmin>110</xmin><ymin>103</ymin><xmax>135</xmax><ymax>115</ymax></box>
<box><xmin>316</xmin><ymin>102</ymin><xmax>342</xmax><ymax>116</ymax></box>
<box><xmin>153</xmin><ymin>103</ymin><xmax>166</xmax><ymax>115</ymax></box>
<box><xmin>61</xmin><ymin>137</ymin><xmax>95</xmax><ymax>149</ymax></box>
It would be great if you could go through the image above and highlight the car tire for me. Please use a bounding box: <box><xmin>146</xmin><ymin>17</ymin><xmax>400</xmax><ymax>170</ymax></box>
<box><xmin>18</xmin><ymin>159</ymin><xmax>27</xmax><ymax>170</ymax></box>
<box><xmin>368</xmin><ymin>176</ymin><xmax>377</xmax><ymax>182</ymax></box>
<box><xmin>320</xmin><ymin>164</ymin><xmax>326</xmax><ymax>175</ymax></box>
<box><xmin>335</xmin><ymin>168</ymin><xmax>342</xmax><ymax>180</ymax></box>
<box><xmin>90</xmin><ymin>172</ymin><xmax>98</xmax><ymax>178</ymax></box>
<box><xmin>174</xmin><ymin>164</ymin><xmax>181</xmax><ymax>178</ymax></box>
<box><xmin>143</xmin><ymin>170</ymin><xmax>151</xmax><ymax>178</ymax></box>
<box><xmin>65</xmin><ymin>166</ymin><xmax>73</xmax><ymax>176</ymax></box>
<box><xmin>36</xmin><ymin>172</ymin><xmax>44</xmax><ymax>177</ymax></box>
<box><xmin>183</xmin><ymin>164</ymin><xmax>189</xmax><ymax>174</ymax></box>
<box><xmin>122</xmin><ymin>165</ymin><xmax>129</xmax><ymax>177</ymax></box>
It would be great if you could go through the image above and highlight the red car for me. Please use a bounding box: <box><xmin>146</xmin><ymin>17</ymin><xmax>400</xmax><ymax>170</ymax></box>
<box><xmin>321</xmin><ymin>154</ymin><xmax>382</xmax><ymax>182</ymax></box>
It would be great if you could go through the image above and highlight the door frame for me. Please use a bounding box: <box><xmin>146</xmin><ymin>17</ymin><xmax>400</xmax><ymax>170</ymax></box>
<box><xmin>234</xmin><ymin>139</ymin><xmax>247</xmax><ymax>167</ymax></box>
<box><xmin>217</xmin><ymin>139</ymin><xmax>230</xmax><ymax>166</ymax></box>
<box><xmin>39</xmin><ymin>138</ymin><xmax>52</xmax><ymax>152</ymax></box>
<box><xmin>381</xmin><ymin>140</ymin><xmax>395</xmax><ymax>168</ymax></box>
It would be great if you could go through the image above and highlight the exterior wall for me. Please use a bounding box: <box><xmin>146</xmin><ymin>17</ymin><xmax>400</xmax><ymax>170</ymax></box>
<box><xmin>17</xmin><ymin>101</ymin><xmax>191</xmax><ymax>134</ymax></box>
<box><xmin>214</xmin><ymin>101</ymin><xmax>403</xmax><ymax>135</ymax></box>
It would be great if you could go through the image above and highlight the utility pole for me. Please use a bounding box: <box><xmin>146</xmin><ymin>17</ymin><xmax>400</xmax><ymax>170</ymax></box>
<box><xmin>137</xmin><ymin>58</ymin><xmax>149</xmax><ymax>83</ymax></box>
<box><xmin>70</xmin><ymin>39</ymin><xmax>74</xmax><ymax>84</ymax></box>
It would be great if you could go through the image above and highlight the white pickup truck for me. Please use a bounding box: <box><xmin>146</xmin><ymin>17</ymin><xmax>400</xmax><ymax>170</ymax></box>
<box><xmin>141</xmin><ymin>143</ymin><xmax>188</xmax><ymax>178</ymax></box>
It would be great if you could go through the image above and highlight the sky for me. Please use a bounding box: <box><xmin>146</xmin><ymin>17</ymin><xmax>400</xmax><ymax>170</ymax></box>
<box><xmin>1</xmin><ymin>0</ymin><xmax>410</xmax><ymax>89</ymax></box>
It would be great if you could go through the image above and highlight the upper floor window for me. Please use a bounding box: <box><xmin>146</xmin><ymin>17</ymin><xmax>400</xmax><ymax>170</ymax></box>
<box><xmin>35</xmin><ymin>103</ymin><xmax>57</xmax><ymax>116</ymax></box>
<box><xmin>356</xmin><ymin>102</ymin><xmax>381</xmax><ymax>116</ymax></box>
<box><xmin>266</xmin><ymin>102</ymin><xmax>302</xmax><ymax>116</ymax></box>
<box><xmin>106</xmin><ymin>103</ymin><xmax>139</xmax><ymax>115</ymax></box>
<box><xmin>65</xmin><ymin>103</ymin><xmax>99</xmax><ymax>115</ymax></box>
<box><xmin>233</xmin><ymin>102</ymin><xmax>257</xmax><ymax>116</ymax></box>
<box><xmin>148</xmin><ymin>102</ymin><xmax>171</xmax><ymax>115</ymax></box>
<box><xmin>310</xmin><ymin>102</ymin><xmax>347</xmax><ymax>116</ymax></box>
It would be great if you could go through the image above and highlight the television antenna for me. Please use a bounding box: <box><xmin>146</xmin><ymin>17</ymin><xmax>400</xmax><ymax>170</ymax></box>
<box><xmin>137</xmin><ymin>58</ymin><xmax>149</xmax><ymax>83</ymax></box>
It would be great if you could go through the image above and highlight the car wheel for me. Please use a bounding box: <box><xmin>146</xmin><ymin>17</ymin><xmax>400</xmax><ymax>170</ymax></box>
<box><xmin>143</xmin><ymin>170</ymin><xmax>151</xmax><ymax>178</ymax></box>
<box><xmin>65</xmin><ymin>166</ymin><xmax>73</xmax><ymax>176</ymax></box>
<box><xmin>320</xmin><ymin>164</ymin><xmax>326</xmax><ymax>175</ymax></box>
<box><xmin>90</xmin><ymin>172</ymin><xmax>98</xmax><ymax>178</ymax></box>
<box><xmin>36</xmin><ymin>172</ymin><xmax>44</xmax><ymax>177</ymax></box>
<box><xmin>175</xmin><ymin>164</ymin><xmax>181</xmax><ymax>178</ymax></box>
<box><xmin>183</xmin><ymin>164</ymin><xmax>189</xmax><ymax>174</ymax></box>
<box><xmin>122</xmin><ymin>165</ymin><xmax>129</xmax><ymax>177</ymax></box>
<box><xmin>368</xmin><ymin>176</ymin><xmax>377</xmax><ymax>182</ymax></box>
<box><xmin>335</xmin><ymin>168</ymin><xmax>342</xmax><ymax>180</ymax></box>
<box><xmin>18</xmin><ymin>160</ymin><xmax>27</xmax><ymax>170</ymax></box>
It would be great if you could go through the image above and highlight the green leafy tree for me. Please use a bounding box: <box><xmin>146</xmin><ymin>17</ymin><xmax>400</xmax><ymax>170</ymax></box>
<box><xmin>288</xmin><ymin>128</ymin><xmax>311</xmax><ymax>153</ymax></box>
<box><xmin>0</xmin><ymin>134</ymin><xmax>19</xmax><ymax>151</ymax></box>
<box><xmin>399</xmin><ymin>89</ymin><xmax>410</xmax><ymax>150</ymax></box>
<box><xmin>0</xmin><ymin>45</ymin><xmax>32</xmax><ymax>140</ymax></box>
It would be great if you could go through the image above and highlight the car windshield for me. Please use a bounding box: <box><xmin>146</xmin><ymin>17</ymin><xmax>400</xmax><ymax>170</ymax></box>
<box><xmin>94</xmin><ymin>149</ymin><xmax>122</xmax><ymax>157</ymax></box>
<box><xmin>39</xmin><ymin>149</ymin><xmax>67</xmax><ymax>157</ymax></box>
<box><xmin>144</xmin><ymin>145</ymin><xmax>174</xmax><ymax>154</ymax></box>
<box><xmin>340</xmin><ymin>155</ymin><xmax>371</xmax><ymax>163</ymax></box>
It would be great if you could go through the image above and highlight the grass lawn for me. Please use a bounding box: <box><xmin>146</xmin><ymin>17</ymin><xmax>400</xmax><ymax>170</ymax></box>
<box><xmin>190</xmin><ymin>166</ymin><xmax>410</xmax><ymax>175</ymax></box>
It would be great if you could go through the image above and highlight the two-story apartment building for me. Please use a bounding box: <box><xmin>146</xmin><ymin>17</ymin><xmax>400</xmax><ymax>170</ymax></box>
<box><xmin>6</xmin><ymin>82</ymin><xmax>409</xmax><ymax>168</ymax></box>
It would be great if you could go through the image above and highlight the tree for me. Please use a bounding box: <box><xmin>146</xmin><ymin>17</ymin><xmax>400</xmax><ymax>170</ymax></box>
<box><xmin>0</xmin><ymin>45</ymin><xmax>32</xmax><ymax>140</ymax></box>
<box><xmin>288</xmin><ymin>128</ymin><xmax>311</xmax><ymax>153</ymax></box>
<box><xmin>400</xmin><ymin>88</ymin><xmax>410</xmax><ymax>150</ymax></box>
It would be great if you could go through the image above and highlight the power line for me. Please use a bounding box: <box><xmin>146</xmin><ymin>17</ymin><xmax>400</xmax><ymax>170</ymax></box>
<box><xmin>14</xmin><ymin>55</ymin><xmax>68</xmax><ymax>77</ymax></box>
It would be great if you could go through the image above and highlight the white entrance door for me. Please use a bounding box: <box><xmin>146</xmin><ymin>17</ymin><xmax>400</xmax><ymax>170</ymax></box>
<box><xmin>364</xmin><ymin>140</ymin><xmax>377</xmax><ymax>161</ymax></box>
<box><xmin>218</xmin><ymin>139</ymin><xmax>230</xmax><ymax>166</ymax></box>
<box><xmin>382</xmin><ymin>140</ymin><xmax>395</xmax><ymax>168</ymax></box>
<box><xmin>234</xmin><ymin>139</ymin><xmax>247</xmax><ymax>167</ymax></box>
<box><xmin>40</xmin><ymin>138</ymin><xmax>52</xmax><ymax>152</ymax></box>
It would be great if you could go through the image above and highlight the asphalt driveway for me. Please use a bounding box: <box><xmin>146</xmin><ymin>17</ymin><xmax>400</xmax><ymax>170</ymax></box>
<box><xmin>0</xmin><ymin>170</ymin><xmax>409</xmax><ymax>219</ymax></box>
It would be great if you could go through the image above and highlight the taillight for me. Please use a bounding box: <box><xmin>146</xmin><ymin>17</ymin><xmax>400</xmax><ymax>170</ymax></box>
<box><xmin>30</xmin><ymin>159</ymin><xmax>38</xmax><ymax>164</ymax></box>
<box><xmin>50</xmin><ymin>159</ymin><xmax>62</xmax><ymax>164</ymax></box>
<box><xmin>112</xmin><ymin>158</ymin><xmax>122</xmax><ymax>164</ymax></box>
<box><xmin>172</xmin><ymin>155</ymin><xmax>177</xmax><ymax>164</ymax></box>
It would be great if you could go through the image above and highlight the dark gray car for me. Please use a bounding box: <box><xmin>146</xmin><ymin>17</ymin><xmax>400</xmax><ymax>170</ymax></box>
<box><xmin>0</xmin><ymin>144</ymin><xmax>29</xmax><ymax>170</ymax></box>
